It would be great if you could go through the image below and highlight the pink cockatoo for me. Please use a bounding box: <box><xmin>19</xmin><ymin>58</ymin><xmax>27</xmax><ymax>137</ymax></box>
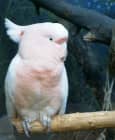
<box><xmin>4</xmin><ymin>18</ymin><xmax>68</xmax><ymax>136</ymax></box>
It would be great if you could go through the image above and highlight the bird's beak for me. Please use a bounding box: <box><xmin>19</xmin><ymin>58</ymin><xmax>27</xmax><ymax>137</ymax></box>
<box><xmin>55</xmin><ymin>37</ymin><xmax>67</xmax><ymax>45</ymax></box>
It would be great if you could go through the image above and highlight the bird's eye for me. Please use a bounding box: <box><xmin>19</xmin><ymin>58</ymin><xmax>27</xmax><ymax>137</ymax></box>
<box><xmin>49</xmin><ymin>37</ymin><xmax>53</xmax><ymax>41</ymax></box>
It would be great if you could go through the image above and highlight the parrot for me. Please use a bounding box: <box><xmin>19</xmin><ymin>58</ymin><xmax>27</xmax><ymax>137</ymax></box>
<box><xmin>4</xmin><ymin>18</ymin><xmax>68</xmax><ymax>136</ymax></box>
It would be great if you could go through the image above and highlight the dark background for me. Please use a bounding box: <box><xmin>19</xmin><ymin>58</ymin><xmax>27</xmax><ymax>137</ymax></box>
<box><xmin>0</xmin><ymin>0</ymin><xmax>115</xmax><ymax>140</ymax></box>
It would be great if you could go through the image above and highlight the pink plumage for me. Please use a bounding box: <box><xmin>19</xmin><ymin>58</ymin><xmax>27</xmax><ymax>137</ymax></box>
<box><xmin>5</xmin><ymin>19</ymin><xmax>68</xmax><ymax>136</ymax></box>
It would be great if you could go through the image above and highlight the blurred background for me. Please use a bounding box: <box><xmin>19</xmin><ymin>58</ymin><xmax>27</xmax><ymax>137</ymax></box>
<box><xmin>0</xmin><ymin>0</ymin><xmax>115</xmax><ymax>140</ymax></box>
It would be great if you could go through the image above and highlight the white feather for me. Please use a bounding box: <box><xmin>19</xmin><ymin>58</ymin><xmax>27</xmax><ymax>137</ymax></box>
<box><xmin>5</xmin><ymin>18</ymin><xmax>19</xmax><ymax>29</ymax></box>
<box><xmin>59</xmin><ymin>66</ymin><xmax>68</xmax><ymax>114</ymax></box>
<box><xmin>5</xmin><ymin>55</ymin><xmax>21</xmax><ymax>117</ymax></box>
<box><xmin>5</xmin><ymin>18</ymin><xmax>25</xmax><ymax>43</ymax></box>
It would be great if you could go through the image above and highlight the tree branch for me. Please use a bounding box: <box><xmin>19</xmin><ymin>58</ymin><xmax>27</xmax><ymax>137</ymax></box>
<box><xmin>30</xmin><ymin>0</ymin><xmax>115</xmax><ymax>45</ymax></box>
<box><xmin>13</xmin><ymin>111</ymin><xmax>115</xmax><ymax>133</ymax></box>
<box><xmin>69</xmin><ymin>27</ymin><xmax>105</xmax><ymax>95</ymax></box>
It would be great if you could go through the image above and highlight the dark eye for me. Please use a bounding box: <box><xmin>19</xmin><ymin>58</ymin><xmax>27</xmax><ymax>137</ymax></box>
<box><xmin>49</xmin><ymin>37</ymin><xmax>53</xmax><ymax>41</ymax></box>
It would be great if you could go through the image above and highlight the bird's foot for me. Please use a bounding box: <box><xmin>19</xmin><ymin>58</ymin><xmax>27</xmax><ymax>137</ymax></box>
<box><xmin>39</xmin><ymin>112</ymin><xmax>51</xmax><ymax>131</ymax></box>
<box><xmin>22</xmin><ymin>120</ymin><xmax>31</xmax><ymax>137</ymax></box>
<box><xmin>22</xmin><ymin>117</ymin><xmax>36</xmax><ymax>137</ymax></box>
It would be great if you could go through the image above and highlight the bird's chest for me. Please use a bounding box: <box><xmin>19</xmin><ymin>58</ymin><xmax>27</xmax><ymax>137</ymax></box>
<box><xmin>14</xmin><ymin>63</ymin><xmax>62</xmax><ymax>109</ymax></box>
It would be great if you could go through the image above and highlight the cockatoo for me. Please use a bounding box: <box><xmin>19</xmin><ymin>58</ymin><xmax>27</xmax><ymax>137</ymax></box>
<box><xmin>4</xmin><ymin>18</ymin><xmax>68</xmax><ymax>136</ymax></box>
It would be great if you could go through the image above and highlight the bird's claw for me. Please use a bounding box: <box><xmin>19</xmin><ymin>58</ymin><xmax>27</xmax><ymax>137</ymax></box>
<box><xmin>39</xmin><ymin>112</ymin><xmax>51</xmax><ymax>131</ymax></box>
<box><xmin>22</xmin><ymin>120</ymin><xmax>31</xmax><ymax>137</ymax></box>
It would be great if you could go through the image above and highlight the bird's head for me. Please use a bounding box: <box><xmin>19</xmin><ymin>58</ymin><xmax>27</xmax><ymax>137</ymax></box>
<box><xmin>5</xmin><ymin>18</ymin><xmax>68</xmax><ymax>48</ymax></box>
<box><xmin>36</xmin><ymin>22</ymin><xmax>68</xmax><ymax>49</ymax></box>
<box><xmin>5</xmin><ymin>19</ymin><xmax>69</xmax><ymax>62</ymax></box>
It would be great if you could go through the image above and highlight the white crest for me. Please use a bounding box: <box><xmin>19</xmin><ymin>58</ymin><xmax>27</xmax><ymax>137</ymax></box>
<box><xmin>5</xmin><ymin>18</ymin><xmax>25</xmax><ymax>43</ymax></box>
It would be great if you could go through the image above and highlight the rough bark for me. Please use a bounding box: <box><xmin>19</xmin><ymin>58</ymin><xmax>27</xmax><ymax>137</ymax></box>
<box><xmin>13</xmin><ymin>111</ymin><xmax>115</xmax><ymax>133</ymax></box>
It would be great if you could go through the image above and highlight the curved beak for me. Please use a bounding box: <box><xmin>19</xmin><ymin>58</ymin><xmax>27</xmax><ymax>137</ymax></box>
<box><xmin>55</xmin><ymin>37</ymin><xmax>67</xmax><ymax>45</ymax></box>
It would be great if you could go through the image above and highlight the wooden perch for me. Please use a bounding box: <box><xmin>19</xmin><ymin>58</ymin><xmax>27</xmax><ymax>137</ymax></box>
<box><xmin>30</xmin><ymin>0</ymin><xmax>115</xmax><ymax>44</ymax></box>
<box><xmin>13</xmin><ymin>111</ymin><xmax>115</xmax><ymax>133</ymax></box>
